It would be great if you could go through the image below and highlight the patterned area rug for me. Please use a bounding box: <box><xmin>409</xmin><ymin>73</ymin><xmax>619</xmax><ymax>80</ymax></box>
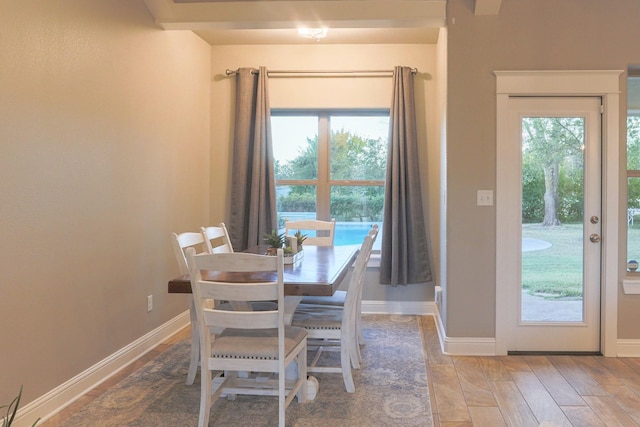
<box><xmin>59</xmin><ymin>314</ymin><xmax>433</xmax><ymax>427</ymax></box>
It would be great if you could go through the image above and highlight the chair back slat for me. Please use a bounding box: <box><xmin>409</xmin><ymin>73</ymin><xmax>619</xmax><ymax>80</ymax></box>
<box><xmin>205</xmin><ymin>310</ymin><xmax>279</xmax><ymax>330</ymax></box>
<box><xmin>285</xmin><ymin>218</ymin><xmax>336</xmax><ymax>246</ymax></box>
<box><xmin>195</xmin><ymin>252</ymin><xmax>279</xmax><ymax>273</ymax></box>
<box><xmin>197</xmin><ymin>281</ymin><xmax>279</xmax><ymax>302</ymax></box>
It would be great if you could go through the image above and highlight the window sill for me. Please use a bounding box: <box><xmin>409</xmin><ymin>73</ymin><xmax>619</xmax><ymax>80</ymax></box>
<box><xmin>622</xmin><ymin>278</ymin><xmax>640</xmax><ymax>294</ymax></box>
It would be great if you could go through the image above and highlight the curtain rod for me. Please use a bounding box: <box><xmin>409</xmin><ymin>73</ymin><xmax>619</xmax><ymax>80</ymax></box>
<box><xmin>225</xmin><ymin>68</ymin><xmax>417</xmax><ymax>77</ymax></box>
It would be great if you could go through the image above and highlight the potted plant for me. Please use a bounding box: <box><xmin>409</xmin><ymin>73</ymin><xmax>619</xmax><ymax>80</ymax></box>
<box><xmin>263</xmin><ymin>230</ymin><xmax>286</xmax><ymax>256</ymax></box>
<box><xmin>294</xmin><ymin>230</ymin><xmax>307</xmax><ymax>250</ymax></box>
<box><xmin>2</xmin><ymin>386</ymin><xmax>39</xmax><ymax>427</ymax></box>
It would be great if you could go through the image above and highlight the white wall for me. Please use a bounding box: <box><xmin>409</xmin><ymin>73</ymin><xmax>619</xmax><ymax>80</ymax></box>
<box><xmin>0</xmin><ymin>0</ymin><xmax>211</xmax><ymax>406</ymax></box>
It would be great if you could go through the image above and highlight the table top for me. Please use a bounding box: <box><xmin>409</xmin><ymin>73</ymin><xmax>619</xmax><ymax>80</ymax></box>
<box><xmin>168</xmin><ymin>244</ymin><xmax>359</xmax><ymax>296</ymax></box>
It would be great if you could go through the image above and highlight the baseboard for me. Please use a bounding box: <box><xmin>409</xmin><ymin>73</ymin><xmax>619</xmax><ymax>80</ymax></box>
<box><xmin>431</xmin><ymin>307</ymin><xmax>640</xmax><ymax>357</ymax></box>
<box><xmin>432</xmin><ymin>305</ymin><xmax>497</xmax><ymax>356</ymax></box>
<box><xmin>362</xmin><ymin>300</ymin><xmax>437</xmax><ymax>315</ymax></box>
<box><xmin>17</xmin><ymin>311</ymin><xmax>190</xmax><ymax>426</ymax></box>
<box><xmin>617</xmin><ymin>339</ymin><xmax>640</xmax><ymax>357</ymax></box>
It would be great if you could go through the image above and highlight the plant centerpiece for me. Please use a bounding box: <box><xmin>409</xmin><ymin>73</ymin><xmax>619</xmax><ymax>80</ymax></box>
<box><xmin>294</xmin><ymin>229</ymin><xmax>307</xmax><ymax>251</ymax></box>
<box><xmin>263</xmin><ymin>230</ymin><xmax>286</xmax><ymax>256</ymax></box>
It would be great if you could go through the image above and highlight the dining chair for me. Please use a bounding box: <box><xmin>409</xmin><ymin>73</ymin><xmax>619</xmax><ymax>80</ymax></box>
<box><xmin>290</xmin><ymin>232</ymin><xmax>375</xmax><ymax>393</ymax></box>
<box><xmin>285</xmin><ymin>218</ymin><xmax>336</xmax><ymax>246</ymax></box>
<box><xmin>171</xmin><ymin>231</ymin><xmax>209</xmax><ymax>385</ymax></box>
<box><xmin>186</xmin><ymin>248</ymin><xmax>308</xmax><ymax>427</ymax></box>
<box><xmin>299</xmin><ymin>224</ymin><xmax>379</xmax><ymax>366</ymax></box>
<box><xmin>201</xmin><ymin>223</ymin><xmax>233</xmax><ymax>254</ymax></box>
<box><xmin>171</xmin><ymin>229</ymin><xmax>276</xmax><ymax>385</ymax></box>
<box><xmin>171</xmin><ymin>231</ymin><xmax>208</xmax><ymax>275</ymax></box>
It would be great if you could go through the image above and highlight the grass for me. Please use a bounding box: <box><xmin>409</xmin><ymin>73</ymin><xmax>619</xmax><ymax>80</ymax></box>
<box><xmin>523</xmin><ymin>218</ymin><xmax>640</xmax><ymax>299</ymax></box>
<box><xmin>521</xmin><ymin>223</ymin><xmax>584</xmax><ymax>299</ymax></box>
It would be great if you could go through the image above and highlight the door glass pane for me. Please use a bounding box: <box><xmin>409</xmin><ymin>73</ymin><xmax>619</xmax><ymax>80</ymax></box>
<box><xmin>521</xmin><ymin>117</ymin><xmax>585</xmax><ymax>322</ymax></box>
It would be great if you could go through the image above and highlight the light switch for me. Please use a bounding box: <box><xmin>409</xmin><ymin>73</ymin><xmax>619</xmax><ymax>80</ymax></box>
<box><xmin>477</xmin><ymin>190</ymin><xmax>493</xmax><ymax>206</ymax></box>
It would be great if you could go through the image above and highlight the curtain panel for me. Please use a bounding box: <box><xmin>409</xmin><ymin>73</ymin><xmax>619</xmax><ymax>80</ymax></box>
<box><xmin>380</xmin><ymin>66</ymin><xmax>432</xmax><ymax>286</ymax></box>
<box><xmin>228</xmin><ymin>67</ymin><xmax>277</xmax><ymax>251</ymax></box>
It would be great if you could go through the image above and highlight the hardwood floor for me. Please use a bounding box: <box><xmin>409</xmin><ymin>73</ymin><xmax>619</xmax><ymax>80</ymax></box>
<box><xmin>420</xmin><ymin>316</ymin><xmax>640</xmax><ymax>426</ymax></box>
<box><xmin>43</xmin><ymin>316</ymin><xmax>640</xmax><ymax>426</ymax></box>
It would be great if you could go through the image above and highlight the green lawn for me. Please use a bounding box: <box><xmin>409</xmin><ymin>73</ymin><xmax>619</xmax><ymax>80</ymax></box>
<box><xmin>522</xmin><ymin>223</ymin><xmax>640</xmax><ymax>298</ymax></box>
<box><xmin>521</xmin><ymin>223</ymin><xmax>584</xmax><ymax>299</ymax></box>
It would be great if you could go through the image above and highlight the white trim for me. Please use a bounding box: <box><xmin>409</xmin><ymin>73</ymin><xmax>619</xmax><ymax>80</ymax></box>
<box><xmin>361</xmin><ymin>300</ymin><xmax>436</xmax><ymax>316</ymax></box>
<box><xmin>17</xmin><ymin>311</ymin><xmax>190</xmax><ymax>426</ymax></box>
<box><xmin>622</xmin><ymin>278</ymin><xmax>640</xmax><ymax>294</ymax></box>
<box><xmin>432</xmin><ymin>305</ymin><xmax>497</xmax><ymax>355</ymax></box>
<box><xmin>617</xmin><ymin>339</ymin><xmax>640</xmax><ymax>357</ymax></box>
<box><xmin>495</xmin><ymin>69</ymin><xmax>623</xmax><ymax>357</ymax></box>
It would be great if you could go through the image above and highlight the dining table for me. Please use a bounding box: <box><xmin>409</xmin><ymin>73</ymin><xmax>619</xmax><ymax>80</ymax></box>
<box><xmin>167</xmin><ymin>244</ymin><xmax>359</xmax><ymax>399</ymax></box>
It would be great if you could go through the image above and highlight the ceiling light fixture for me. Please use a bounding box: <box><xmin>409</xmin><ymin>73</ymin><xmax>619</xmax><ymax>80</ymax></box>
<box><xmin>298</xmin><ymin>27</ymin><xmax>328</xmax><ymax>41</ymax></box>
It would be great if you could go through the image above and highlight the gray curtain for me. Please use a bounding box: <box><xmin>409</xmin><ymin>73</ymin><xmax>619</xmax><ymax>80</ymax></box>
<box><xmin>228</xmin><ymin>67</ymin><xmax>277</xmax><ymax>251</ymax></box>
<box><xmin>380</xmin><ymin>66</ymin><xmax>432</xmax><ymax>286</ymax></box>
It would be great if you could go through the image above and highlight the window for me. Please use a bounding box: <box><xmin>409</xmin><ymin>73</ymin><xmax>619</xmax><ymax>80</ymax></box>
<box><xmin>272</xmin><ymin>111</ymin><xmax>388</xmax><ymax>245</ymax></box>
<box><xmin>627</xmin><ymin>74</ymin><xmax>640</xmax><ymax>272</ymax></box>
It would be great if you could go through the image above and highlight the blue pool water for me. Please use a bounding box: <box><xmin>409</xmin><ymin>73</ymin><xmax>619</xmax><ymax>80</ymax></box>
<box><xmin>334</xmin><ymin>223</ymin><xmax>381</xmax><ymax>247</ymax></box>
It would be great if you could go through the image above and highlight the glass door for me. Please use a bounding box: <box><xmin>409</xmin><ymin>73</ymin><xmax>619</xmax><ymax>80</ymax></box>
<box><xmin>511</xmin><ymin>97</ymin><xmax>601</xmax><ymax>352</ymax></box>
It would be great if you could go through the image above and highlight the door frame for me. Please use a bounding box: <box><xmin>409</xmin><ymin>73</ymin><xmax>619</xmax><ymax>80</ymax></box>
<box><xmin>495</xmin><ymin>70</ymin><xmax>623</xmax><ymax>356</ymax></box>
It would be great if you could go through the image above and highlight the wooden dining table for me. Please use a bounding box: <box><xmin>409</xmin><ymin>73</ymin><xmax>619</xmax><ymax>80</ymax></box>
<box><xmin>168</xmin><ymin>244</ymin><xmax>359</xmax><ymax>297</ymax></box>
<box><xmin>168</xmin><ymin>244</ymin><xmax>359</xmax><ymax>397</ymax></box>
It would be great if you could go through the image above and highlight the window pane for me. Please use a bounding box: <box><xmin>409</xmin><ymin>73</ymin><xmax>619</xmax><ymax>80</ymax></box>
<box><xmin>629</xmin><ymin>178</ymin><xmax>640</xmax><ymax>272</ymax></box>
<box><xmin>272</xmin><ymin>116</ymin><xmax>318</xmax><ymax>180</ymax></box>
<box><xmin>330</xmin><ymin>116</ymin><xmax>388</xmax><ymax>180</ymax></box>
<box><xmin>330</xmin><ymin>185</ymin><xmax>384</xmax><ymax>222</ymax></box>
<box><xmin>628</xmin><ymin>116</ymin><xmax>640</xmax><ymax>170</ymax></box>
<box><xmin>276</xmin><ymin>185</ymin><xmax>316</xmax><ymax>229</ymax></box>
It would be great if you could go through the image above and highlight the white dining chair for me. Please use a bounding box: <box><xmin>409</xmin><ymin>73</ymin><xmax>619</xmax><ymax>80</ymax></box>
<box><xmin>291</xmin><ymin>232</ymin><xmax>374</xmax><ymax>392</ymax></box>
<box><xmin>285</xmin><ymin>218</ymin><xmax>336</xmax><ymax>246</ymax></box>
<box><xmin>170</xmin><ymin>231</ymin><xmax>209</xmax><ymax>385</ymax></box>
<box><xmin>186</xmin><ymin>248</ymin><xmax>308</xmax><ymax>427</ymax></box>
<box><xmin>201</xmin><ymin>223</ymin><xmax>233</xmax><ymax>254</ymax></box>
<box><xmin>299</xmin><ymin>224</ymin><xmax>379</xmax><ymax>366</ymax></box>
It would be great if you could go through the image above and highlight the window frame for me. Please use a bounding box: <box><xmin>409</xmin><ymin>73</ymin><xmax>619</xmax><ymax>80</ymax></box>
<box><xmin>626</xmin><ymin>74</ymin><xmax>640</xmax><ymax>276</ymax></box>
<box><xmin>271</xmin><ymin>109</ymin><xmax>389</xmax><ymax>222</ymax></box>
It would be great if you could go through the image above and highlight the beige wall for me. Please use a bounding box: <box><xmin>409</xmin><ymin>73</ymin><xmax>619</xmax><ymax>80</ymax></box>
<box><xmin>0</xmin><ymin>0</ymin><xmax>211</xmax><ymax>405</ymax></box>
<box><xmin>445</xmin><ymin>0</ymin><xmax>640</xmax><ymax>338</ymax></box>
<box><xmin>209</xmin><ymin>44</ymin><xmax>441</xmax><ymax>301</ymax></box>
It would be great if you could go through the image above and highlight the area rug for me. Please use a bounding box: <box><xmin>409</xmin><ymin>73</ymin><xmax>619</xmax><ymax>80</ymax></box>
<box><xmin>59</xmin><ymin>314</ymin><xmax>433</xmax><ymax>427</ymax></box>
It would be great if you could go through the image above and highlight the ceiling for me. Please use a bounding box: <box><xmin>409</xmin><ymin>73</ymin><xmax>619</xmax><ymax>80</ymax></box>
<box><xmin>144</xmin><ymin>0</ymin><xmax>502</xmax><ymax>45</ymax></box>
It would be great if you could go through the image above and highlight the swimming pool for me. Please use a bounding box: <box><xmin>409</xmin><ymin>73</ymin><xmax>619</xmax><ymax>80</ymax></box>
<box><xmin>333</xmin><ymin>222</ymin><xmax>382</xmax><ymax>248</ymax></box>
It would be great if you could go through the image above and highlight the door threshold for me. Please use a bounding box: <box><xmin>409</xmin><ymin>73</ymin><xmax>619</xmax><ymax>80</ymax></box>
<box><xmin>508</xmin><ymin>351</ymin><xmax>602</xmax><ymax>356</ymax></box>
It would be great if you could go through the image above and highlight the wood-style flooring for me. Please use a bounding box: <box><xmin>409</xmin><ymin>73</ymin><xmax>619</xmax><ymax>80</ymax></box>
<box><xmin>420</xmin><ymin>316</ymin><xmax>640</xmax><ymax>426</ymax></box>
<box><xmin>43</xmin><ymin>316</ymin><xmax>640</xmax><ymax>426</ymax></box>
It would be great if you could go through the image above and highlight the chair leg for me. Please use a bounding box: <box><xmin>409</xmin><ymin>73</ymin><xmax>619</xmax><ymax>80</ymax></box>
<box><xmin>279</xmin><ymin>364</ymin><xmax>285</xmax><ymax>427</ymax></box>
<box><xmin>198</xmin><ymin>366</ymin><xmax>212</xmax><ymax>427</ymax></box>
<box><xmin>186</xmin><ymin>298</ymin><xmax>199</xmax><ymax>385</ymax></box>
<box><xmin>341</xmin><ymin>341</ymin><xmax>355</xmax><ymax>393</ymax></box>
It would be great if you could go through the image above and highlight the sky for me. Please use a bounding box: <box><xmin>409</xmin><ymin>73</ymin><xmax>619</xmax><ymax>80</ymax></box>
<box><xmin>271</xmin><ymin>115</ymin><xmax>389</xmax><ymax>163</ymax></box>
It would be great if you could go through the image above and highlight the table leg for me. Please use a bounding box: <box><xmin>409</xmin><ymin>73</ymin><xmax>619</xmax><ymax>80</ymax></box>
<box><xmin>284</xmin><ymin>296</ymin><xmax>303</xmax><ymax>325</ymax></box>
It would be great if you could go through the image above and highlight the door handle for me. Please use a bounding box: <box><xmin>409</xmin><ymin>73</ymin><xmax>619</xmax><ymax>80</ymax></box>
<box><xmin>589</xmin><ymin>233</ymin><xmax>601</xmax><ymax>243</ymax></box>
